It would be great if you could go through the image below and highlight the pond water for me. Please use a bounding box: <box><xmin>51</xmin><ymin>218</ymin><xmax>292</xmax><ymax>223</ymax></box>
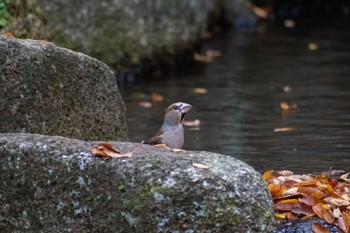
<box><xmin>119</xmin><ymin>20</ymin><xmax>350</xmax><ymax>174</ymax></box>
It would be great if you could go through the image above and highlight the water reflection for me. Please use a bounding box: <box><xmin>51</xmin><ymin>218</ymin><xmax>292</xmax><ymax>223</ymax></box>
<box><xmin>120</xmin><ymin>21</ymin><xmax>350</xmax><ymax>174</ymax></box>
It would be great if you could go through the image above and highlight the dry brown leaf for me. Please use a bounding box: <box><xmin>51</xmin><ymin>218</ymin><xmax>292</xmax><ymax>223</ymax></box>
<box><xmin>308</xmin><ymin>43</ymin><xmax>319</xmax><ymax>51</ymax></box>
<box><xmin>339</xmin><ymin>212</ymin><xmax>350</xmax><ymax>233</ymax></box>
<box><xmin>154</xmin><ymin>144</ymin><xmax>167</xmax><ymax>148</ymax></box>
<box><xmin>152</xmin><ymin>92</ymin><xmax>163</xmax><ymax>102</ymax></box>
<box><xmin>341</xmin><ymin>173</ymin><xmax>350</xmax><ymax>182</ymax></box>
<box><xmin>312</xmin><ymin>205</ymin><xmax>334</xmax><ymax>224</ymax></box>
<box><xmin>193</xmin><ymin>53</ymin><xmax>212</xmax><ymax>63</ymax></box>
<box><xmin>324</xmin><ymin>197</ymin><xmax>350</xmax><ymax>207</ymax></box>
<box><xmin>183</xmin><ymin>119</ymin><xmax>201</xmax><ymax>127</ymax></box>
<box><xmin>291</xmin><ymin>202</ymin><xmax>314</xmax><ymax>216</ymax></box>
<box><xmin>194</xmin><ymin>87</ymin><xmax>208</xmax><ymax>94</ymax></box>
<box><xmin>280</xmin><ymin>102</ymin><xmax>297</xmax><ymax>110</ymax></box>
<box><xmin>311</xmin><ymin>223</ymin><xmax>331</xmax><ymax>233</ymax></box>
<box><xmin>91</xmin><ymin>142</ymin><xmax>142</xmax><ymax>159</ymax></box>
<box><xmin>3</xmin><ymin>32</ymin><xmax>14</xmax><ymax>37</ymax></box>
<box><xmin>139</xmin><ymin>101</ymin><xmax>152</xmax><ymax>108</ymax></box>
<box><xmin>274</xmin><ymin>127</ymin><xmax>295</xmax><ymax>132</ymax></box>
<box><xmin>299</xmin><ymin>194</ymin><xmax>316</xmax><ymax>206</ymax></box>
<box><xmin>192</xmin><ymin>163</ymin><xmax>209</xmax><ymax>169</ymax></box>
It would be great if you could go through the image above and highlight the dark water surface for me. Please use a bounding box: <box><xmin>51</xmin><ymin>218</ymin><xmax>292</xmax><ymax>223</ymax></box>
<box><xmin>120</xmin><ymin>21</ymin><xmax>350</xmax><ymax>174</ymax></box>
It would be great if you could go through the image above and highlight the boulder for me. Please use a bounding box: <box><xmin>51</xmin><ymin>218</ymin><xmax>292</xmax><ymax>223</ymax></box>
<box><xmin>0</xmin><ymin>36</ymin><xmax>128</xmax><ymax>141</ymax></box>
<box><xmin>0</xmin><ymin>133</ymin><xmax>274</xmax><ymax>232</ymax></box>
<box><xmin>33</xmin><ymin>0</ymin><xmax>217</xmax><ymax>68</ymax></box>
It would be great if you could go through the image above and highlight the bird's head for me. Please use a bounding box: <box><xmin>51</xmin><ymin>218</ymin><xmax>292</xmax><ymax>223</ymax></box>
<box><xmin>164</xmin><ymin>102</ymin><xmax>192</xmax><ymax>125</ymax></box>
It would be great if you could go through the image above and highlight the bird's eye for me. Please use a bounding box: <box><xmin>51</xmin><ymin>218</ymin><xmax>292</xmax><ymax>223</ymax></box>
<box><xmin>173</xmin><ymin>105</ymin><xmax>179</xmax><ymax>110</ymax></box>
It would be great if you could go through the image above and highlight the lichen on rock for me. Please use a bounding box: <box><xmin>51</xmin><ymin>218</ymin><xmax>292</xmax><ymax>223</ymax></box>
<box><xmin>0</xmin><ymin>133</ymin><xmax>274</xmax><ymax>232</ymax></box>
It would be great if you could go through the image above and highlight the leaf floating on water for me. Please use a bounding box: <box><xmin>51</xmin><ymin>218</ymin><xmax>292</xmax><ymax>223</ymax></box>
<box><xmin>273</xmin><ymin>127</ymin><xmax>295</xmax><ymax>132</ymax></box>
<box><xmin>308</xmin><ymin>43</ymin><xmax>319</xmax><ymax>51</ymax></box>
<box><xmin>183</xmin><ymin>119</ymin><xmax>201</xmax><ymax>127</ymax></box>
<box><xmin>194</xmin><ymin>87</ymin><xmax>208</xmax><ymax>94</ymax></box>
<box><xmin>139</xmin><ymin>101</ymin><xmax>152</xmax><ymax>108</ymax></box>
<box><xmin>192</xmin><ymin>163</ymin><xmax>209</xmax><ymax>169</ymax></box>
<box><xmin>152</xmin><ymin>92</ymin><xmax>163</xmax><ymax>102</ymax></box>
<box><xmin>283</xmin><ymin>85</ymin><xmax>293</xmax><ymax>93</ymax></box>
<box><xmin>193</xmin><ymin>53</ymin><xmax>212</xmax><ymax>63</ymax></box>
<box><xmin>280</xmin><ymin>102</ymin><xmax>297</xmax><ymax>110</ymax></box>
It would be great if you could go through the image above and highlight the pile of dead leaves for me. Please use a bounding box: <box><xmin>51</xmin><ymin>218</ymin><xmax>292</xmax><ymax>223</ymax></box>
<box><xmin>263</xmin><ymin>170</ymin><xmax>350</xmax><ymax>232</ymax></box>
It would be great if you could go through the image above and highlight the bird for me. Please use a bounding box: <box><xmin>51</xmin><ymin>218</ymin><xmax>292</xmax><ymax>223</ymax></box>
<box><xmin>148</xmin><ymin>102</ymin><xmax>192</xmax><ymax>149</ymax></box>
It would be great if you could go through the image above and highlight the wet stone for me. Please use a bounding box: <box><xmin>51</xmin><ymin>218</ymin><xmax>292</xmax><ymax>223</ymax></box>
<box><xmin>0</xmin><ymin>133</ymin><xmax>274</xmax><ymax>232</ymax></box>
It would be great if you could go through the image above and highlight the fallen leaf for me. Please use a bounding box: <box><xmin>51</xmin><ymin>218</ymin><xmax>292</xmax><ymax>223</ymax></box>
<box><xmin>338</xmin><ymin>212</ymin><xmax>350</xmax><ymax>233</ymax></box>
<box><xmin>341</xmin><ymin>173</ymin><xmax>350</xmax><ymax>182</ymax></box>
<box><xmin>308</xmin><ymin>43</ymin><xmax>319</xmax><ymax>51</ymax></box>
<box><xmin>154</xmin><ymin>144</ymin><xmax>167</xmax><ymax>148</ymax></box>
<box><xmin>283</xmin><ymin>85</ymin><xmax>293</xmax><ymax>93</ymax></box>
<box><xmin>311</xmin><ymin>223</ymin><xmax>331</xmax><ymax>233</ymax></box>
<box><xmin>291</xmin><ymin>202</ymin><xmax>314</xmax><ymax>216</ymax></box>
<box><xmin>194</xmin><ymin>87</ymin><xmax>208</xmax><ymax>94</ymax></box>
<box><xmin>139</xmin><ymin>101</ymin><xmax>152</xmax><ymax>108</ymax></box>
<box><xmin>274</xmin><ymin>213</ymin><xmax>286</xmax><ymax>219</ymax></box>
<box><xmin>298</xmin><ymin>194</ymin><xmax>316</xmax><ymax>206</ymax></box>
<box><xmin>193</xmin><ymin>53</ymin><xmax>212</xmax><ymax>63</ymax></box>
<box><xmin>280</xmin><ymin>102</ymin><xmax>297</xmax><ymax>110</ymax></box>
<box><xmin>274</xmin><ymin>127</ymin><xmax>295</xmax><ymax>132</ymax></box>
<box><xmin>3</xmin><ymin>32</ymin><xmax>15</xmax><ymax>37</ymax></box>
<box><xmin>205</xmin><ymin>49</ymin><xmax>221</xmax><ymax>58</ymax></box>
<box><xmin>333</xmin><ymin>208</ymin><xmax>342</xmax><ymax>219</ymax></box>
<box><xmin>152</xmin><ymin>92</ymin><xmax>163</xmax><ymax>102</ymax></box>
<box><xmin>183</xmin><ymin>119</ymin><xmax>201</xmax><ymax>127</ymax></box>
<box><xmin>284</xmin><ymin>19</ymin><xmax>295</xmax><ymax>28</ymax></box>
<box><xmin>91</xmin><ymin>142</ymin><xmax>142</xmax><ymax>159</ymax></box>
<box><xmin>192</xmin><ymin>163</ymin><xmax>209</xmax><ymax>169</ymax></box>
<box><xmin>312</xmin><ymin>205</ymin><xmax>334</xmax><ymax>224</ymax></box>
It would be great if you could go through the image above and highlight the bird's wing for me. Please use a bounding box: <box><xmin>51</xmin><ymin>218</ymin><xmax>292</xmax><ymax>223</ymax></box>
<box><xmin>147</xmin><ymin>130</ymin><xmax>164</xmax><ymax>145</ymax></box>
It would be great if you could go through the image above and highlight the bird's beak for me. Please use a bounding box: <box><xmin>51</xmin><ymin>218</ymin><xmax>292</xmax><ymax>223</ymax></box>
<box><xmin>180</xmin><ymin>103</ymin><xmax>192</xmax><ymax>114</ymax></box>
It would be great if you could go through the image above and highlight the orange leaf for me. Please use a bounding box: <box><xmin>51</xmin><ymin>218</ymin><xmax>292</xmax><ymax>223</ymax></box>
<box><xmin>295</xmin><ymin>180</ymin><xmax>316</xmax><ymax>187</ymax></box>
<box><xmin>312</xmin><ymin>205</ymin><xmax>334</xmax><ymax>224</ymax></box>
<box><xmin>298</xmin><ymin>194</ymin><xmax>316</xmax><ymax>206</ymax></box>
<box><xmin>152</xmin><ymin>92</ymin><xmax>163</xmax><ymax>102</ymax></box>
<box><xmin>311</xmin><ymin>223</ymin><xmax>331</xmax><ymax>233</ymax></box>
<box><xmin>3</xmin><ymin>32</ymin><xmax>14</xmax><ymax>37</ymax></box>
<box><xmin>299</xmin><ymin>187</ymin><xmax>325</xmax><ymax>201</ymax></box>
<box><xmin>263</xmin><ymin>170</ymin><xmax>274</xmax><ymax>181</ymax></box>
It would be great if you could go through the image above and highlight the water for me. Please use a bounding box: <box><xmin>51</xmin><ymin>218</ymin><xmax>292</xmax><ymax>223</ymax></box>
<box><xmin>120</xmin><ymin>20</ymin><xmax>350</xmax><ymax>174</ymax></box>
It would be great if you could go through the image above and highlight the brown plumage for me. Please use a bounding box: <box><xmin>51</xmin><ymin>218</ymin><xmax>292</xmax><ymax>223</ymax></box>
<box><xmin>148</xmin><ymin>102</ymin><xmax>192</xmax><ymax>149</ymax></box>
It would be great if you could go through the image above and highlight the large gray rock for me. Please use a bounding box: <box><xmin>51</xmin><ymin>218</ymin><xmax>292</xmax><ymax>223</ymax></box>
<box><xmin>33</xmin><ymin>0</ymin><xmax>217</xmax><ymax>68</ymax></box>
<box><xmin>0</xmin><ymin>133</ymin><xmax>274</xmax><ymax>232</ymax></box>
<box><xmin>0</xmin><ymin>36</ymin><xmax>127</xmax><ymax>141</ymax></box>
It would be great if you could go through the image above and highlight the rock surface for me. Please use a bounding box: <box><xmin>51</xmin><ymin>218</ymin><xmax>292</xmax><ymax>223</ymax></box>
<box><xmin>34</xmin><ymin>0</ymin><xmax>217</xmax><ymax>68</ymax></box>
<box><xmin>0</xmin><ymin>133</ymin><xmax>274</xmax><ymax>232</ymax></box>
<box><xmin>0</xmin><ymin>36</ymin><xmax>127</xmax><ymax>141</ymax></box>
